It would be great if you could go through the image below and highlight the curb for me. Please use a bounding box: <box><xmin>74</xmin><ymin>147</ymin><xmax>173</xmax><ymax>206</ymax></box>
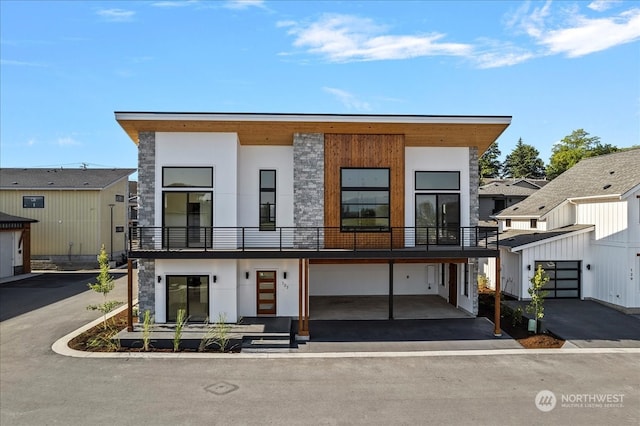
<box><xmin>52</xmin><ymin>306</ymin><xmax>640</xmax><ymax>359</ymax></box>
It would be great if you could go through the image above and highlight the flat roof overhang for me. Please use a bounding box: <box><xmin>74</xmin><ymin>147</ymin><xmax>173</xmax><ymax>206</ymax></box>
<box><xmin>115</xmin><ymin>112</ymin><xmax>512</xmax><ymax>154</ymax></box>
<box><xmin>128</xmin><ymin>248</ymin><xmax>499</xmax><ymax>260</ymax></box>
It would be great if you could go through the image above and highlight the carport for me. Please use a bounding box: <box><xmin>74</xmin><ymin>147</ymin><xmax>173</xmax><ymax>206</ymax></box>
<box><xmin>310</xmin><ymin>295</ymin><xmax>472</xmax><ymax>320</ymax></box>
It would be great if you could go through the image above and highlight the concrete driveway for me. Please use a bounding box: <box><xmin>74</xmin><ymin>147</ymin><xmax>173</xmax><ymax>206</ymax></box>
<box><xmin>505</xmin><ymin>299</ymin><xmax>640</xmax><ymax>348</ymax></box>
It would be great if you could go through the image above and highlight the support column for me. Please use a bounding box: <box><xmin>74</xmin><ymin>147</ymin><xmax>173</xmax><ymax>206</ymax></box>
<box><xmin>296</xmin><ymin>258</ymin><xmax>309</xmax><ymax>340</ymax></box>
<box><xmin>388</xmin><ymin>260</ymin><xmax>394</xmax><ymax>320</ymax></box>
<box><xmin>304</xmin><ymin>258</ymin><xmax>310</xmax><ymax>333</ymax></box>
<box><xmin>494</xmin><ymin>255</ymin><xmax>502</xmax><ymax>336</ymax></box>
<box><xmin>127</xmin><ymin>258</ymin><xmax>133</xmax><ymax>332</ymax></box>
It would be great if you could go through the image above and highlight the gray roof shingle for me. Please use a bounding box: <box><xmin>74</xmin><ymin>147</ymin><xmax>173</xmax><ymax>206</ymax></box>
<box><xmin>499</xmin><ymin>225</ymin><xmax>594</xmax><ymax>249</ymax></box>
<box><xmin>0</xmin><ymin>168</ymin><xmax>135</xmax><ymax>190</ymax></box>
<box><xmin>495</xmin><ymin>149</ymin><xmax>640</xmax><ymax>218</ymax></box>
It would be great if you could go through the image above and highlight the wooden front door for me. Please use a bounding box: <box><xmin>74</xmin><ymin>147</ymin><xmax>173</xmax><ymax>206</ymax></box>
<box><xmin>448</xmin><ymin>263</ymin><xmax>457</xmax><ymax>307</ymax></box>
<box><xmin>257</xmin><ymin>271</ymin><xmax>277</xmax><ymax>315</ymax></box>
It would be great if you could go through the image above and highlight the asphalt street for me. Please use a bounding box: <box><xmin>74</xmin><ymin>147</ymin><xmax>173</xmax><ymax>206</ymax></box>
<box><xmin>1</xmin><ymin>273</ymin><xmax>638</xmax><ymax>425</ymax></box>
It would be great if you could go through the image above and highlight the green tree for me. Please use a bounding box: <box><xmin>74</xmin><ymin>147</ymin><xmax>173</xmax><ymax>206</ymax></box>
<box><xmin>87</xmin><ymin>245</ymin><xmax>122</xmax><ymax>328</ymax></box>
<box><xmin>526</xmin><ymin>265</ymin><xmax>550</xmax><ymax>334</ymax></box>
<box><xmin>546</xmin><ymin>129</ymin><xmax>618</xmax><ymax>180</ymax></box>
<box><xmin>479</xmin><ymin>141</ymin><xmax>502</xmax><ymax>184</ymax></box>
<box><xmin>502</xmin><ymin>138</ymin><xmax>545</xmax><ymax>179</ymax></box>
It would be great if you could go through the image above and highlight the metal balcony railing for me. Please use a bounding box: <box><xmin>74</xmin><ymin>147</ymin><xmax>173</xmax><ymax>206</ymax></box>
<box><xmin>128</xmin><ymin>226</ymin><xmax>499</xmax><ymax>253</ymax></box>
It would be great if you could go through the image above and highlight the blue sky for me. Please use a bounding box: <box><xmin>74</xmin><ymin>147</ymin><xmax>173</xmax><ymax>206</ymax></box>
<box><xmin>1</xmin><ymin>0</ymin><xmax>639</xmax><ymax>174</ymax></box>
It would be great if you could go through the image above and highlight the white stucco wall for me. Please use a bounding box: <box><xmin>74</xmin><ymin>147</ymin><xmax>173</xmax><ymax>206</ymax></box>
<box><xmin>155</xmin><ymin>132</ymin><xmax>239</xmax><ymax>229</ymax></box>
<box><xmin>237</xmin><ymin>259</ymin><xmax>300</xmax><ymax>317</ymax></box>
<box><xmin>154</xmin><ymin>259</ymin><xmax>238</xmax><ymax>323</ymax></box>
<box><xmin>237</xmin><ymin>146</ymin><xmax>294</xmax><ymax>229</ymax></box>
<box><xmin>310</xmin><ymin>263</ymin><xmax>441</xmax><ymax>296</ymax></box>
<box><xmin>404</xmin><ymin>147</ymin><xmax>470</xmax><ymax>238</ymax></box>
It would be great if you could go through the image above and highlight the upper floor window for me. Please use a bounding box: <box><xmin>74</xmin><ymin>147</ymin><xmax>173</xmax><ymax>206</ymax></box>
<box><xmin>163</xmin><ymin>167</ymin><xmax>213</xmax><ymax>188</ymax></box>
<box><xmin>341</xmin><ymin>168</ymin><xmax>390</xmax><ymax>231</ymax></box>
<box><xmin>23</xmin><ymin>196</ymin><xmax>44</xmax><ymax>208</ymax></box>
<box><xmin>115</xmin><ymin>194</ymin><xmax>125</xmax><ymax>202</ymax></box>
<box><xmin>259</xmin><ymin>170</ymin><xmax>276</xmax><ymax>231</ymax></box>
<box><xmin>505</xmin><ymin>219</ymin><xmax>512</xmax><ymax>227</ymax></box>
<box><xmin>415</xmin><ymin>171</ymin><xmax>460</xmax><ymax>191</ymax></box>
<box><xmin>530</xmin><ymin>219</ymin><xmax>538</xmax><ymax>229</ymax></box>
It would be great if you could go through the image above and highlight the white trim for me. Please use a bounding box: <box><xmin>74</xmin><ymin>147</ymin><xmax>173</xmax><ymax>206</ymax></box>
<box><xmin>114</xmin><ymin>112</ymin><xmax>512</xmax><ymax>125</ymax></box>
<box><xmin>567</xmin><ymin>194</ymin><xmax>622</xmax><ymax>203</ymax></box>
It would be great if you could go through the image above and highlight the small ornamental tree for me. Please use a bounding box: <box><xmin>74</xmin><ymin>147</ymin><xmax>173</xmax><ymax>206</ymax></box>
<box><xmin>526</xmin><ymin>265</ymin><xmax>550</xmax><ymax>333</ymax></box>
<box><xmin>87</xmin><ymin>245</ymin><xmax>122</xmax><ymax>328</ymax></box>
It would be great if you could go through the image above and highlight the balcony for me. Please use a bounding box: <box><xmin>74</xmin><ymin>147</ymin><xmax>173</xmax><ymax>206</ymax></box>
<box><xmin>128</xmin><ymin>226</ymin><xmax>499</xmax><ymax>260</ymax></box>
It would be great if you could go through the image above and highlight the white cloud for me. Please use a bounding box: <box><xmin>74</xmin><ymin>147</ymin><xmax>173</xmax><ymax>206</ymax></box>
<box><xmin>223</xmin><ymin>0</ymin><xmax>265</xmax><ymax>10</ymax></box>
<box><xmin>507</xmin><ymin>2</ymin><xmax>640</xmax><ymax>58</ymax></box>
<box><xmin>588</xmin><ymin>0</ymin><xmax>622</xmax><ymax>12</ymax></box>
<box><xmin>57</xmin><ymin>137</ymin><xmax>81</xmax><ymax>147</ymax></box>
<box><xmin>323</xmin><ymin>87</ymin><xmax>371</xmax><ymax>111</ymax></box>
<box><xmin>281</xmin><ymin>14</ymin><xmax>472</xmax><ymax>63</ymax></box>
<box><xmin>0</xmin><ymin>59</ymin><xmax>47</xmax><ymax>67</ymax></box>
<box><xmin>151</xmin><ymin>0</ymin><xmax>200</xmax><ymax>8</ymax></box>
<box><xmin>97</xmin><ymin>8</ymin><xmax>136</xmax><ymax>22</ymax></box>
<box><xmin>540</xmin><ymin>8</ymin><xmax>640</xmax><ymax>57</ymax></box>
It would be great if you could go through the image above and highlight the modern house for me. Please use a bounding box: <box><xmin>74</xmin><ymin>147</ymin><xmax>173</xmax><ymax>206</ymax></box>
<box><xmin>0</xmin><ymin>168</ymin><xmax>135</xmax><ymax>269</ymax></box>
<box><xmin>115</xmin><ymin>112</ymin><xmax>511</xmax><ymax>337</ymax></box>
<box><xmin>478</xmin><ymin>178</ymin><xmax>547</xmax><ymax>223</ymax></box>
<box><xmin>0</xmin><ymin>212</ymin><xmax>37</xmax><ymax>279</ymax></box>
<box><xmin>485</xmin><ymin>150</ymin><xmax>640</xmax><ymax>312</ymax></box>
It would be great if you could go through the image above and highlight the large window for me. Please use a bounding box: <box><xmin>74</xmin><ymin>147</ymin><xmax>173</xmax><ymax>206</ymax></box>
<box><xmin>341</xmin><ymin>168</ymin><xmax>390</xmax><ymax>231</ymax></box>
<box><xmin>415</xmin><ymin>194</ymin><xmax>460</xmax><ymax>244</ymax></box>
<box><xmin>166</xmin><ymin>275</ymin><xmax>209</xmax><ymax>322</ymax></box>
<box><xmin>163</xmin><ymin>192</ymin><xmax>212</xmax><ymax>248</ymax></box>
<box><xmin>415</xmin><ymin>170</ymin><xmax>461</xmax><ymax>245</ymax></box>
<box><xmin>162</xmin><ymin>167</ymin><xmax>213</xmax><ymax>248</ymax></box>
<box><xmin>259</xmin><ymin>170</ymin><xmax>276</xmax><ymax>231</ymax></box>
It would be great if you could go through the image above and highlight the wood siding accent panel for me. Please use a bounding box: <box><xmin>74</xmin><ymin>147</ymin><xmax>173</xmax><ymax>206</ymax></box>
<box><xmin>324</xmin><ymin>134</ymin><xmax>404</xmax><ymax>249</ymax></box>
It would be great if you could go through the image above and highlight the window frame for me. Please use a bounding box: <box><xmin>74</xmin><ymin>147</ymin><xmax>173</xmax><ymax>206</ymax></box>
<box><xmin>259</xmin><ymin>169</ymin><xmax>277</xmax><ymax>231</ymax></box>
<box><xmin>415</xmin><ymin>171</ymin><xmax>460</xmax><ymax>191</ymax></box>
<box><xmin>23</xmin><ymin>196</ymin><xmax>44</xmax><ymax>208</ymax></box>
<box><xmin>165</xmin><ymin>275</ymin><xmax>209</xmax><ymax>322</ymax></box>
<box><xmin>340</xmin><ymin>167</ymin><xmax>390</xmax><ymax>232</ymax></box>
<box><xmin>162</xmin><ymin>166</ymin><xmax>213</xmax><ymax>188</ymax></box>
<box><xmin>414</xmin><ymin>193</ymin><xmax>461</xmax><ymax>245</ymax></box>
<box><xmin>530</xmin><ymin>219</ymin><xmax>538</xmax><ymax>229</ymax></box>
<box><xmin>161</xmin><ymin>191</ymin><xmax>213</xmax><ymax>248</ymax></box>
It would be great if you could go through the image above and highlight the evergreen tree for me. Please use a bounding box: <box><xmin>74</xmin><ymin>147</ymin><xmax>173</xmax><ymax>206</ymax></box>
<box><xmin>502</xmin><ymin>138</ymin><xmax>545</xmax><ymax>179</ymax></box>
<box><xmin>479</xmin><ymin>141</ymin><xmax>502</xmax><ymax>184</ymax></box>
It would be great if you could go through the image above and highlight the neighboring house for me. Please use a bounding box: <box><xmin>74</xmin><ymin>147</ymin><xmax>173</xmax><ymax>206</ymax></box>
<box><xmin>0</xmin><ymin>168</ymin><xmax>135</xmax><ymax>269</ymax></box>
<box><xmin>478</xmin><ymin>178</ymin><xmax>548</xmax><ymax>223</ymax></box>
<box><xmin>485</xmin><ymin>150</ymin><xmax>640</xmax><ymax>312</ymax></box>
<box><xmin>115</xmin><ymin>112</ymin><xmax>511</xmax><ymax>336</ymax></box>
<box><xmin>0</xmin><ymin>212</ymin><xmax>37</xmax><ymax>279</ymax></box>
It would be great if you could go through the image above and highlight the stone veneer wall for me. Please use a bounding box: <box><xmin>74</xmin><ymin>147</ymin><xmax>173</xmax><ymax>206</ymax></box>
<box><xmin>137</xmin><ymin>132</ymin><xmax>156</xmax><ymax>318</ymax></box>
<box><xmin>469</xmin><ymin>146</ymin><xmax>480</xmax><ymax>315</ymax></box>
<box><xmin>293</xmin><ymin>133</ymin><xmax>324</xmax><ymax>247</ymax></box>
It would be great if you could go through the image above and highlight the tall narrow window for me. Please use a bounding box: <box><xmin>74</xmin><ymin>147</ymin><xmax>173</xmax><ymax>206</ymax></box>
<box><xmin>341</xmin><ymin>168</ymin><xmax>390</xmax><ymax>231</ymax></box>
<box><xmin>260</xmin><ymin>170</ymin><xmax>276</xmax><ymax>231</ymax></box>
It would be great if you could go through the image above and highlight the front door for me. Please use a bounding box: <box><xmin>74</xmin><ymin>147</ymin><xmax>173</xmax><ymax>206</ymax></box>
<box><xmin>257</xmin><ymin>270</ymin><xmax>277</xmax><ymax>315</ymax></box>
<box><xmin>448</xmin><ymin>263</ymin><xmax>457</xmax><ymax>307</ymax></box>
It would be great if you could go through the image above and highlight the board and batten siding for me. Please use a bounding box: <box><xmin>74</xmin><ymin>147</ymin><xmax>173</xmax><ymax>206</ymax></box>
<box><xmin>545</xmin><ymin>202</ymin><xmax>575</xmax><ymax>230</ymax></box>
<box><xmin>576</xmin><ymin>199</ymin><xmax>628</xmax><ymax>242</ymax></box>
<box><xmin>518</xmin><ymin>231</ymin><xmax>593</xmax><ymax>299</ymax></box>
